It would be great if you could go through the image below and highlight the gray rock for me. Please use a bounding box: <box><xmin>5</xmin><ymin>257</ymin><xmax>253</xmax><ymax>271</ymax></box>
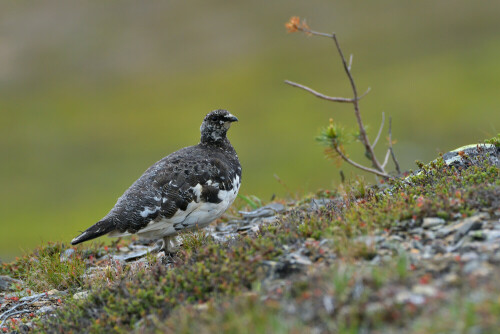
<box><xmin>388</xmin><ymin>235</ymin><xmax>405</xmax><ymax>242</ymax></box>
<box><xmin>239</xmin><ymin>203</ymin><xmax>285</xmax><ymax>219</ymax></box>
<box><xmin>422</xmin><ymin>217</ymin><xmax>445</xmax><ymax>229</ymax></box>
<box><xmin>432</xmin><ymin>239</ymin><xmax>447</xmax><ymax>254</ymax></box>
<box><xmin>442</xmin><ymin>143</ymin><xmax>499</xmax><ymax>168</ymax></box>
<box><xmin>395</xmin><ymin>290</ymin><xmax>425</xmax><ymax>305</ymax></box>
<box><xmin>36</xmin><ymin>305</ymin><xmax>56</xmax><ymax>315</ymax></box>
<box><xmin>410</xmin><ymin>228</ymin><xmax>424</xmax><ymax>236</ymax></box>
<box><xmin>309</xmin><ymin>198</ymin><xmax>334</xmax><ymax>209</ymax></box>
<box><xmin>73</xmin><ymin>291</ymin><xmax>90</xmax><ymax>300</ymax></box>
<box><xmin>463</xmin><ymin>260</ymin><xmax>482</xmax><ymax>275</ymax></box>
<box><xmin>484</xmin><ymin>230</ymin><xmax>500</xmax><ymax>241</ymax></box>
<box><xmin>411</xmin><ymin>240</ymin><xmax>424</xmax><ymax>251</ymax></box>
<box><xmin>412</xmin><ymin>284</ymin><xmax>437</xmax><ymax>297</ymax></box>
<box><xmin>112</xmin><ymin>242</ymin><xmax>161</xmax><ymax>262</ymax></box>
<box><xmin>322</xmin><ymin>295</ymin><xmax>335</xmax><ymax>314</ymax></box>
<box><xmin>60</xmin><ymin>248</ymin><xmax>76</xmax><ymax>262</ymax></box>
<box><xmin>355</xmin><ymin>235</ymin><xmax>384</xmax><ymax>247</ymax></box>
<box><xmin>436</xmin><ymin>226</ymin><xmax>453</xmax><ymax>238</ymax></box>
<box><xmin>0</xmin><ymin>275</ymin><xmax>23</xmax><ymax>292</ymax></box>
<box><xmin>461</xmin><ymin>252</ymin><xmax>479</xmax><ymax>262</ymax></box>
<box><xmin>423</xmin><ymin>231</ymin><xmax>436</xmax><ymax>240</ymax></box>
<box><xmin>453</xmin><ymin>218</ymin><xmax>483</xmax><ymax>244</ymax></box>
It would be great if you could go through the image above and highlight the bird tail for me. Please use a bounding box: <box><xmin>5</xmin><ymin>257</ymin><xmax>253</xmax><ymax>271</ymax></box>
<box><xmin>71</xmin><ymin>218</ymin><xmax>116</xmax><ymax>245</ymax></box>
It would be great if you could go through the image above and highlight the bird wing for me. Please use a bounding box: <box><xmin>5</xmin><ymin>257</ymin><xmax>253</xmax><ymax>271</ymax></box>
<box><xmin>72</xmin><ymin>145</ymin><xmax>240</xmax><ymax>244</ymax></box>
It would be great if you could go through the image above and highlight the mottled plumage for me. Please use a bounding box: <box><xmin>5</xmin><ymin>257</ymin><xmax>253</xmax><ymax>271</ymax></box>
<box><xmin>71</xmin><ymin>110</ymin><xmax>241</xmax><ymax>251</ymax></box>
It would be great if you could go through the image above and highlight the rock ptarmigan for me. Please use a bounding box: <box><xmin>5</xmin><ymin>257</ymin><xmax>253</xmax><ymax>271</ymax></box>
<box><xmin>71</xmin><ymin>109</ymin><xmax>241</xmax><ymax>252</ymax></box>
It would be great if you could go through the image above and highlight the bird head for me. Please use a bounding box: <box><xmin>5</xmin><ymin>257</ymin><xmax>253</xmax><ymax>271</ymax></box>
<box><xmin>200</xmin><ymin>109</ymin><xmax>238</xmax><ymax>144</ymax></box>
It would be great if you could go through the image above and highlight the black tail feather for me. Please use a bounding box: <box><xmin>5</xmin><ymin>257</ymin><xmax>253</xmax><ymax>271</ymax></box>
<box><xmin>71</xmin><ymin>219</ymin><xmax>116</xmax><ymax>245</ymax></box>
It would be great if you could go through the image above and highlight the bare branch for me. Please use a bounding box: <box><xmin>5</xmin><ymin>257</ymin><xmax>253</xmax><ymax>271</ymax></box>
<box><xmin>372</xmin><ymin>112</ymin><xmax>385</xmax><ymax>148</ymax></box>
<box><xmin>388</xmin><ymin>117</ymin><xmax>401</xmax><ymax>174</ymax></box>
<box><xmin>0</xmin><ymin>310</ymin><xmax>32</xmax><ymax>327</ymax></box>
<box><xmin>301</xmin><ymin>29</ymin><xmax>335</xmax><ymax>38</ymax></box>
<box><xmin>348</xmin><ymin>54</ymin><xmax>353</xmax><ymax>71</ymax></box>
<box><xmin>381</xmin><ymin>148</ymin><xmax>391</xmax><ymax>169</ymax></box>
<box><xmin>333</xmin><ymin>144</ymin><xmax>390</xmax><ymax>178</ymax></box>
<box><xmin>284</xmin><ymin>80</ymin><xmax>355</xmax><ymax>103</ymax></box>
<box><xmin>329</xmin><ymin>33</ymin><xmax>384</xmax><ymax>173</ymax></box>
<box><xmin>0</xmin><ymin>294</ymin><xmax>43</xmax><ymax>328</ymax></box>
<box><xmin>358</xmin><ymin>87</ymin><xmax>371</xmax><ymax>99</ymax></box>
<box><xmin>284</xmin><ymin>80</ymin><xmax>370</xmax><ymax>104</ymax></box>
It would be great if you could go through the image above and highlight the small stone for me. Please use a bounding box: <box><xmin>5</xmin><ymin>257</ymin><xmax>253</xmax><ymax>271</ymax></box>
<box><xmin>410</xmin><ymin>228</ymin><xmax>424</xmax><ymax>236</ymax></box>
<box><xmin>412</xmin><ymin>284</ymin><xmax>437</xmax><ymax>297</ymax></box>
<box><xmin>435</xmin><ymin>227</ymin><xmax>453</xmax><ymax>238</ymax></box>
<box><xmin>47</xmin><ymin>289</ymin><xmax>59</xmax><ymax>296</ymax></box>
<box><xmin>193</xmin><ymin>303</ymin><xmax>209</xmax><ymax>311</ymax></box>
<box><xmin>73</xmin><ymin>291</ymin><xmax>90</xmax><ymax>300</ymax></box>
<box><xmin>323</xmin><ymin>296</ymin><xmax>335</xmax><ymax>314</ymax></box>
<box><xmin>379</xmin><ymin>242</ymin><xmax>398</xmax><ymax>252</ymax></box>
<box><xmin>395</xmin><ymin>290</ymin><xmax>425</xmax><ymax>305</ymax></box>
<box><xmin>0</xmin><ymin>275</ymin><xmax>23</xmax><ymax>292</ymax></box>
<box><xmin>461</xmin><ymin>252</ymin><xmax>479</xmax><ymax>262</ymax></box>
<box><xmin>484</xmin><ymin>230</ymin><xmax>500</xmax><ymax>241</ymax></box>
<box><xmin>460</xmin><ymin>242</ymin><xmax>481</xmax><ymax>252</ymax></box>
<box><xmin>422</xmin><ymin>217</ymin><xmax>445</xmax><ymax>229</ymax></box>
<box><xmin>463</xmin><ymin>260</ymin><xmax>482</xmax><ymax>275</ymax></box>
<box><xmin>423</xmin><ymin>231</ymin><xmax>436</xmax><ymax>240</ymax></box>
<box><xmin>355</xmin><ymin>236</ymin><xmax>383</xmax><ymax>247</ymax></box>
<box><xmin>60</xmin><ymin>248</ymin><xmax>76</xmax><ymax>262</ymax></box>
<box><xmin>472</xmin><ymin>265</ymin><xmax>492</xmax><ymax>278</ymax></box>
<box><xmin>432</xmin><ymin>240</ymin><xmax>447</xmax><ymax>254</ymax></box>
<box><xmin>388</xmin><ymin>235</ymin><xmax>405</xmax><ymax>242</ymax></box>
<box><xmin>411</xmin><ymin>240</ymin><xmax>424</xmax><ymax>251</ymax></box>
<box><xmin>443</xmin><ymin>273</ymin><xmax>459</xmax><ymax>284</ymax></box>
<box><xmin>453</xmin><ymin>218</ymin><xmax>483</xmax><ymax>243</ymax></box>
<box><xmin>33</xmin><ymin>300</ymin><xmax>50</xmax><ymax>307</ymax></box>
<box><xmin>239</xmin><ymin>203</ymin><xmax>285</xmax><ymax>219</ymax></box>
<box><xmin>365</xmin><ymin>302</ymin><xmax>384</xmax><ymax>316</ymax></box>
<box><xmin>37</xmin><ymin>305</ymin><xmax>56</xmax><ymax>315</ymax></box>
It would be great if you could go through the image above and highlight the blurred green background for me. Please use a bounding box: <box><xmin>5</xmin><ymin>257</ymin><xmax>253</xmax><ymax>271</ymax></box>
<box><xmin>1</xmin><ymin>1</ymin><xmax>499</xmax><ymax>260</ymax></box>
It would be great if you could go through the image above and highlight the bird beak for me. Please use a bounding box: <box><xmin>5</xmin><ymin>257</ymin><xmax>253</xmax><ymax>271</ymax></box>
<box><xmin>226</xmin><ymin>114</ymin><xmax>238</xmax><ymax>122</ymax></box>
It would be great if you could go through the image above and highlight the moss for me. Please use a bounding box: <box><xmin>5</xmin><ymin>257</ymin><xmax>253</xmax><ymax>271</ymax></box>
<box><xmin>484</xmin><ymin>133</ymin><xmax>500</xmax><ymax>148</ymax></box>
<box><xmin>0</xmin><ymin>241</ymin><xmax>108</xmax><ymax>292</ymax></box>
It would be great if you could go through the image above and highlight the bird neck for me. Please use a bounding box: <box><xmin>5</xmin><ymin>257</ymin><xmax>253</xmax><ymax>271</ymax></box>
<box><xmin>200</xmin><ymin>131</ymin><xmax>229</xmax><ymax>145</ymax></box>
<box><xmin>201</xmin><ymin>136</ymin><xmax>229</xmax><ymax>146</ymax></box>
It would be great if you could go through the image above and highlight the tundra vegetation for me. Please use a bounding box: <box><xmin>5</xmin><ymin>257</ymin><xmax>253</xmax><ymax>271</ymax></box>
<box><xmin>0</xmin><ymin>17</ymin><xmax>498</xmax><ymax>333</ymax></box>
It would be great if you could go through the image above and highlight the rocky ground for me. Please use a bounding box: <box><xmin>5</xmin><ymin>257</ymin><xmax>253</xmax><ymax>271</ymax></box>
<box><xmin>0</xmin><ymin>138</ymin><xmax>499</xmax><ymax>333</ymax></box>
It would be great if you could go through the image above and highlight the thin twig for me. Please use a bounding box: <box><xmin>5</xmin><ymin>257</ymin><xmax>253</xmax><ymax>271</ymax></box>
<box><xmin>284</xmin><ymin>80</ymin><xmax>355</xmax><ymax>103</ymax></box>
<box><xmin>381</xmin><ymin>148</ymin><xmax>391</xmax><ymax>169</ymax></box>
<box><xmin>285</xmin><ymin>80</ymin><xmax>371</xmax><ymax>103</ymax></box>
<box><xmin>358</xmin><ymin>87</ymin><xmax>371</xmax><ymax>99</ymax></box>
<box><xmin>0</xmin><ymin>302</ymin><xmax>29</xmax><ymax>321</ymax></box>
<box><xmin>372</xmin><ymin>112</ymin><xmax>385</xmax><ymax>148</ymax></box>
<box><xmin>0</xmin><ymin>310</ymin><xmax>33</xmax><ymax>328</ymax></box>
<box><xmin>333</xmin><ymin>144</ymin><xmax>389</xmax><ymax>178</ymax></box>
<box><xmin>388</xmin><ymin>117</ymin><xmax>401</xmax><ymax>174</ymax></box>
<box><xmin>0</xmin><ymin>294</ymin><xmax>44</xmax><ymax>328</ymax></box>
<box><xmin>303</xmin><ymin>29</ymin><xmax>334</xmax><ymax>38</ymax></box>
